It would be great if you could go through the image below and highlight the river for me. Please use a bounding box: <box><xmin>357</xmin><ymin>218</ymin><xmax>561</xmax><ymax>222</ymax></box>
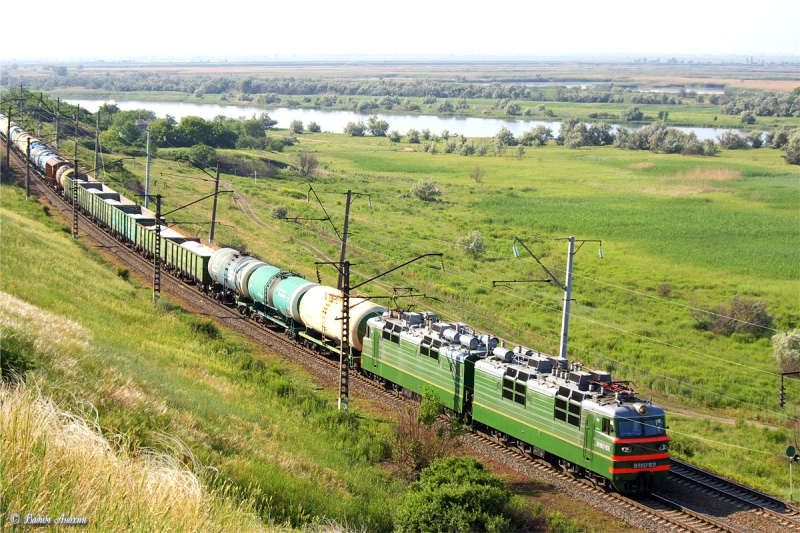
<box><xmin>66</xmin><ymin>99</ymin><xmax>747</xmax><ymax>142</ymax></box>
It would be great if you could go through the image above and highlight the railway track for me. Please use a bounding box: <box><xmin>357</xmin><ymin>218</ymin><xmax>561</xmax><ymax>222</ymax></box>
<box><xmin>4</xmin><ymin>143</ymin><xmax>793</xmax><ymax>533</ymax></box>
<box><xmin>665</xmin><ymin>458</ymin><xmax>800</xmax><ymax>531</ymax></box>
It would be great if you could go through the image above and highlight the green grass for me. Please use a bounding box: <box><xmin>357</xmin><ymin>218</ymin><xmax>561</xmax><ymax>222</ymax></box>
<box><xmin>0</xmin><ymin>181</ymin><xmax>401</xmax><ymax>531</ymax></box>
<box><xmin>11</xmin><ymin>121</ymin><xmax>799</xmax><ymax>500</ymax></box>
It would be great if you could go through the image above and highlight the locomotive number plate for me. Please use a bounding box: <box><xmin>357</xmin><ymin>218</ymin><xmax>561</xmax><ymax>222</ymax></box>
<box><xmin>632</xmin><ymin>461</ymin><xmax>657</xmax><ymax>469</ymax></box>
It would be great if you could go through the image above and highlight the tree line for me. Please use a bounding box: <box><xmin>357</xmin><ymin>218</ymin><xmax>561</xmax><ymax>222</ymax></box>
<box><xmin>8</xmin><ymin>70</ymin><xmax>798</xmax><ymax>116</ymax></box>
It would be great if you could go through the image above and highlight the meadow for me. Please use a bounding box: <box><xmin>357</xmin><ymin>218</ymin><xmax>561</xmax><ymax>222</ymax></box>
<box><xmin>3</xmin><ymin>112</ymin><xmax>800</xmax><ymax>505</ymax></box>
<box><xmin>135</xmin><ymin>131</ymin><xmax>799</xmax><ymax>496</ymax></box>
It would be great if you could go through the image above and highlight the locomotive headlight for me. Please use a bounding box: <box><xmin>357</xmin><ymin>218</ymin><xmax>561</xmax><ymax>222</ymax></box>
<box><xmin>621</xmin><ymin>446</ymin><xmax>632</xmax><ymax>453</ymax></box>
<box><xmin>658</xmin><ymin>443</ymin><xmax>669</xmax><ymax>452</ymax></box>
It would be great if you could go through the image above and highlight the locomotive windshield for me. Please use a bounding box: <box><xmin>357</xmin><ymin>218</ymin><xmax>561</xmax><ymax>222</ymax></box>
<box><xmin>617</xmin><ymin>417</ymin><xmax>666</xmax><ymax>437</ymax></box>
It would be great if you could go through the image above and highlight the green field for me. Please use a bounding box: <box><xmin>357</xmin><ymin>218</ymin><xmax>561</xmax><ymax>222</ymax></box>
<box><xmin>4</xmin><ymin>99</ymin><xmax>800</xmax><ymax>505</ymax></box>
<box><xmin>143</xmin><ymin>132</ymin><xmax>799</xmax><ymax>496</ymax></box>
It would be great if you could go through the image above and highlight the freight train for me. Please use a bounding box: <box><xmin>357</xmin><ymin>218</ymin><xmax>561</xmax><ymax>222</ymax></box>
<box><xmin>2</xmin><ymin>114</ymin><xmax>669</xmax><ymax>493</ymax></box>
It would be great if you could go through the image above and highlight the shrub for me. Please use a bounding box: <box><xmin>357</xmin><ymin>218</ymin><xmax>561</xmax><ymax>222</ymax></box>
<box><xmin>307</xmin><ymin>121</ymin><xmax>321</xmax><ymax>133</ymax></box>
<box><xmin>393</xmin><ymin>404</ymin><xmax>456</xmax><ymax>481</ymax></box>
<box><xmin>298</xmin><ymin>152</ymin><xmax>318</xmax><ymax>177</ymax></box>
<box><xmin>691</xmin><ymin>295</ymin><xmax>773</xmax><ymax>337</ymax></box>
<box><xmin>389</xmin><ymin>130</ymin><xmax>402</xmax><ymax>143</ymax></box>
<box><xmin>270</xmin><ymin>205</ymin><xmax>288</xmax><ymax>219</ymax></box>
<box><xmin>784</xmin><ymin>130</ymin><xmax>800</xmax><ymax>165</ymax></box>
<box><xmin>343</xmin><ymin>121</ymin><xmax>366</xmax><ymax>136</ymax></box>
<box><xmin>773</xmin><ymin>330</ymin><xmax>800</xmax><ymax>372</ymax></box>
<box><xmin>393</xmin><ymin>457</ymin><xmax>513</xmax><ymax>533</ymax></box>
<box><xmin>457</xmin><ymin>230</ymin><xmax>485</xmax><ymax>256</ymax></box>
<box><xmin>410</xmin><ymin>178</ymin><xmax>441</xmax><ymax>201</ymax></box>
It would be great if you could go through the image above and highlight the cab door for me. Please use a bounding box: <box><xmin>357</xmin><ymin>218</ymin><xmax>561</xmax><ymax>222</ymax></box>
<box><xmin>583</xmin><ymin>413</ymin><xmax>595</xmax><ymax>461</ymax></box>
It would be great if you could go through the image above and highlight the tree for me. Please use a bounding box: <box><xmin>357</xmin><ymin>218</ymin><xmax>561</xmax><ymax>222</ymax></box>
<box><xmin>747</xmin><ymin>131</ymin><xmax>764</xmax><ymax>149</ymax></box>
<box><xmin>188</xmin><ymin>144</ymin><xmax>217</xmax><ymax>169</ymax></box>
<box><xmin>519</xmin><ymin>125</ymin><xmax>553</xmax><ymax>147</ymax></box>
<box><xmin>784</xmin><ymin>130</ymin><xmax>800</xmax><ymax>165</ymax></box>
<box><xmin>774</xmin><ymin>330</ymin><xmax>800</xmax><ymax>372</ymax></box>
<box><xmin>298</xmin><ymin>152</ymin><xmax>318</xmax><ymax>177</ymax></box>
<box><xmin>504</xmin><ymin>101</ymin><xmax>521</xmax><ymax>115</ymax></box>
<box><xmin>289</xmin><ymin>119</ymin><xmax>304</xmax><ymax>134</ymax></box>
<box><xmin>440</xmin><ymin>129</ymin><xmax>450</xmax><ymax>141</ymax></box>
<box><xmin>241</xmin><ymin>118</ymin><xmax>265</xmax><ymax>139</ymax></box>
<box><xmin>367</xmin><ymin>116</ymin><xmax>389</xmax><ymax>137</ymax></box>
<box><xmin>343</xmin><ymin>121</ymin><xmax>366</xmax><ymax>136</ymax></box>
<box><xmin>258</xmin><ymin>112</ymin><xmax>277</xmax><ymax>130</ymax></box>
<box><xmin>494</xmin><ymin>127</ymin><xmax>517</xmax><ymax>147</ymax></box>
<box><xmin>421</xmin><ymin>128</ymin><xmax>431</xmax><ymax>141</ymax></box>
<box><xmin>307</xmin><ymin>121</ymin><xmax>321</xmax><ymax>133</ymax></box>
<box><xmin>515</xmin><ymin>145</ymin><xmax>525</xmax><ymax>159</ymax></box>
<box><xmin>406</xmin><ymin>129</ymin><xmax>420</xmax><ymax>144</ymax></box>
<box><xmin>622</xmin><ymin>106</ymin><xmax>644</xmax><ymax>121</ymax></box>
<box><xmin>470</xmin><ymin>166</ymin><xmax>484</xmax><ymax>183</ymax></box>
<box><xmin>457</xmin><ymin>230</ymin><xmax>485</xmax><ymax>256</ymax></box>
<box><xmin>717</xmin><ymin>130</ymin><xmax>749</xmax><ymax>150</ymax></box>
<box><xmin>410</xmin><ymin>178</ymin><xmax>441</xmax><ymax>201</ymax></box>
<box><xmin>388</xmin><ymin>130</ymin><xmax>401</xmax><ymax>143</ymax></box>
<box><xmin>739</xmin><ymin>111</ymin><xmax>756</xmax><ymax>124</ymax></box>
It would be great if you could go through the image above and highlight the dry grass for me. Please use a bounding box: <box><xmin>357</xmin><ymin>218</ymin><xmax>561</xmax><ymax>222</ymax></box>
<box><xmin>675</xmin><ymin>167</ymin><xmax>743</xmax><ymax>181</ymax></box>
<box><xmin>0</xmin><ymin>381</ymin><xmax>278</xmax><ymax>532</ymax></box>
<box><xmin>641</xmin><ymin>185</ymin><xmax>734</xmax><ymax>196</ymax></box>
<box><xmin>0</xmin><ymin>291</ymin><xmax>91</xmax><ymax>359</ymax></box>
<box><xmin>629</xmin><ymin>162</ymin><xmax>655</xmax><ymax>170</ymax></box>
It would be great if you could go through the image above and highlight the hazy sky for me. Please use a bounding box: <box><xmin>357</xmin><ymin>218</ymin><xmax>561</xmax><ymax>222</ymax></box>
<box><xmin>2</xmin><ymin>1</ymin><xmax>799</xmax><ymax>61</ymax></box>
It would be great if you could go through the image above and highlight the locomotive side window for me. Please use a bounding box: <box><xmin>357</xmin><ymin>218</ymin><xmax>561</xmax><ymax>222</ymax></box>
<box><xmin>602</xmin><ymin>418</ymin><xmax>613</xmax><ymax>435</ymax></box>
<box><xmin>502</xmin><ymin>377</ymin><xmax>526</xmax><ymax>406</ymax></box>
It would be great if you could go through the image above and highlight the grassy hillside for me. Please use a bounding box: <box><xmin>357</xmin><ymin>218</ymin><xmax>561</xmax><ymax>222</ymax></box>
<box><xmin>88</xmin><ymin>132</ymin><xmax>799</xmax><ymax>496</ymax></box>
<box><xmin>4</xmin><ymin>117</ymin><xmax>799</xmax><ymax>501</ymax></box>
<box><xmin>0</xmin><ymin>180</ymin><xmax>401</xmax><ymax>531</ymax></box>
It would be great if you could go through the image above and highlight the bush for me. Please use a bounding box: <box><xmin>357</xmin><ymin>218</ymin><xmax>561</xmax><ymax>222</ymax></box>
<box><xmin>188</xmin><ymin>144</ymin><xmax>217</xmax><ymax>168</ymax></box>
<box><xmin>343</xmin><ymin>121</ymin><xmax>366</xmax><ymax>136</ymax></box>
<box><xmin>774</xmin><ymin>330</ymin><xmax>800</xmax><ymax>372</ymax></box>
<box><xmin>270</xmin><ymin>205</ymin><xmax>288</xmax><ymax>219</ymax></box>
<box><xmin>410</xmin><ymin>178</ymin><xmax>441</xmax><ymax>201</ymax></box>
<box><xmin>393</xmin><ymin>457</ymin><xmax>513</xmax><ymax>533</ymax></box>
<box><xmin>388</xmin><ymin>130</ymin><xmax>401</xmax><ymax>143</ymax></box>
<box><xmin>457</xmin><ymin>230</ymin><xmax>485</xmax><ymax>256</ymax></box>
<box><xmin>784</xmin><ymin>130</ymin><xmax>800</xmax><ymax>165</ymax></box>
<box><xmin>307</xmin><ymin>121</ymin><xmax>321</xmax><ymax>133</ymax></box>
<box><xmin>691</xmin><ymin>295</ymin><xmax>773</xmax><ymax>337</ymax></box>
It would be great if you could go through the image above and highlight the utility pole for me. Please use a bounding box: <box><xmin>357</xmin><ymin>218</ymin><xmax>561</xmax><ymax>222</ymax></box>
<box><xmin>559</xmin><ymin>236</ymin><xmax>575</xmax><ymax>360</ymax></box>
<box><xmin>337</xmin><ymin>190</ymin><xmax>352</xmax><ymax>290</ymax></box>
<box><xmin>25</xmin><ymin>139</ymin><xmax>30</xmax><ymax>200</ymax></box>
<box><xmin>253</xmin><ymin>170</ymin><xmax>257</xmax><ymax>184</ymax></box>
<box><xmin>55</xmin><ymin>98</ymin><xmax>60</xmax><ymax>149</ymax></box>
<box><xmin>4</xmin><ymin>107</ymin><xmax>10</xmax><ymax>181</ymax></box>
<box><xmin>339</xmin><ymin>260</ymin><xmax>351</xmax><ymax>411</ymax></box>
<box><xmin>72</xmin><ymin>160</ymin><xmax>79</xmax><ymax>238</ymax></box>
<box><xmin>94</xmin><ymin>111</ymin><xmax>100</xmax><ymax>180</ymax></box>
<box><xmin>73</xmin><ymin>104</ymin><xmax>80</xmax><ymax>163</ymax></box>
<box><xmin>209</xmin><ymin>162</ymin><xmax>220</xmax><ymax>244</ymax></box>
<box><xmin>145</xmin><ymin>129</ymin><xmax>151</xmax><ymax>209</ymax></box>
<box><xmin>153</xmin><ymin>194</ymin><xmax>162</xmax><ymax>301</ymax></box>
<box><xmin>506</xmin><ymin>236</ymin><xmax>601</xmax><ymax>360</ymax></box>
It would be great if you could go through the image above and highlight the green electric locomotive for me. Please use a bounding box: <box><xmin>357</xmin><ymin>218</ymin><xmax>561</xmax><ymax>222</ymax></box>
<box><xmin>361</xmin><ymin>310</ymin><xmax>669</xmax><ymax>493</ymax></box>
